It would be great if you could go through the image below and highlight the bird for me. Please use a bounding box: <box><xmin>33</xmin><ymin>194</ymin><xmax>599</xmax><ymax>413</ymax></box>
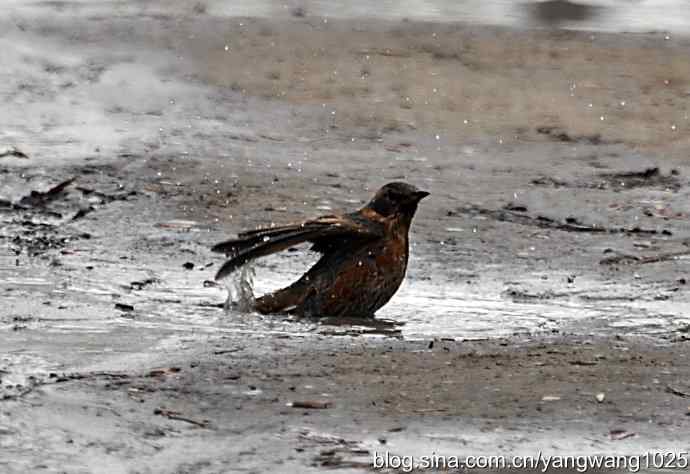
<box><xmin>211</xmin><ymin>182</ymin><xmax>429</xmax><ymax>318</ymax></box>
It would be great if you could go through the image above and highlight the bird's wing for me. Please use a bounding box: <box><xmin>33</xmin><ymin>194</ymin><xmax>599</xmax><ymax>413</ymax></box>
<box><xmin>211</xmin><ymin>213</ymin><xmax>383</xmax><ymax>280</ymax></box>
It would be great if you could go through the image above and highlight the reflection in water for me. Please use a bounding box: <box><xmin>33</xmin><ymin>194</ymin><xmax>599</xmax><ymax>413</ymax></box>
<box><xmin>316</xmin><ymin>316</ymin><xmax>404</xmax><ymax>337</ymax></box>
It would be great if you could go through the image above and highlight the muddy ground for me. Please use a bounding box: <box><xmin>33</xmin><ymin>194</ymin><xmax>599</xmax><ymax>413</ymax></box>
<box><xmin>1</xmin><ymin>2</ymin><xmax>690</xmax><ymax>473</ymax></box>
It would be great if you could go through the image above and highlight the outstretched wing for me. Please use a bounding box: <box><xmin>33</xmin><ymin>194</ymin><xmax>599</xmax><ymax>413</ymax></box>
<box><xmin>211</xmin><ymin>213</ymin><xmax>383</xmax><ymax>280</ymax></box>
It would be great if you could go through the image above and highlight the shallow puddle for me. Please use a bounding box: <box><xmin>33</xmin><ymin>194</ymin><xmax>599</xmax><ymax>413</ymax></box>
<box><xmin>3</xmin><ymin>248</ymin><xmax>687</xmax><ymax>348</ymax></box>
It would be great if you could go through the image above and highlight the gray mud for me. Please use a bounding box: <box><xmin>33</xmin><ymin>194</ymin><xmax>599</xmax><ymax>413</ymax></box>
<box><xmin>1</xmin><ymin>1</ymin><xmax>690</xmax><ymax>473</ymax></box>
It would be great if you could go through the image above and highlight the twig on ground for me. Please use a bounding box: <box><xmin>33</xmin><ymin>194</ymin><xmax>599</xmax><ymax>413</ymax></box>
<box><xmin>453</xmin><ymin>205</ymin><xmax>665</xmax><ymax>236</ymax></box>
<box><xmin>0</xmin><ymin>147</ymin><xmax>30</xmax><ymax>159</ymax></box>
<box><xmin>600</xmin><ymin>251</ymin><xmax>690</xmax><ymax>266</ymax></box>
<box><xmin>154</xmin><ymin>408</ymin><xmax>210</xmax><ymax>428</ymax></box>
<box><xmin>666</xmin><ymin>385</ymin><xmax>690</xmax><ymax>399</ymax></box>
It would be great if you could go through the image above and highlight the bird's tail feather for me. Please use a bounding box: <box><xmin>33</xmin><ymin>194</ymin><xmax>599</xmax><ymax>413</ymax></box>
<box><xmin>254</xmin><ymin>285</ymin><xmax>312</xmax><ymax>315</ymax></box>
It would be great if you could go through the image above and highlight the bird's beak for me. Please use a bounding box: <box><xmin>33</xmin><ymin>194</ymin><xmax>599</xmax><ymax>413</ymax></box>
<box><xmin>414</xmin><ymin>190</ymin><xmax>430</xmax><ymax>201</ymax></box>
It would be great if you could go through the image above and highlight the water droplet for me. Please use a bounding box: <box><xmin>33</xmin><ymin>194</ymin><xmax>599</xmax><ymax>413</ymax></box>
<box><xmin>671</xmin><ymin>124</ymin><xmax>677</xmax><ymax>131</ymax></box>
<box><xmin>435</xmin><ymin>134</ymin><xmax>440</xmax><ymax>141</ymax></box>
<box><xmin>620</xmin><ymin>101</ymin><xmax>626</xmax><ymax>107</ymax></box>
<box><xmin>600</xmin><ymin>116</ymin><xmax>605</xmax><ymax>121</ymax></box>
<box><xmin>224</xmin><ymin>45</ymin><xmax>229</xmax><ymax>51</ymax></box>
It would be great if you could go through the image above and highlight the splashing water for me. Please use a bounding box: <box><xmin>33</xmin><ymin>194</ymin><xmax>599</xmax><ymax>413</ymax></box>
<box><xmin>225</xmin><ymin>263</ymin><xmax>256</xmax><ymax>312</ymax></box>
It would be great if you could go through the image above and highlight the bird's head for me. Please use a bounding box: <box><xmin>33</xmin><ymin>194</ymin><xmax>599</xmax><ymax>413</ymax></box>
<box><xmin>365</xmin><ymin>182</ymin><xmax>430</xmax><ymax>218</ymax></box>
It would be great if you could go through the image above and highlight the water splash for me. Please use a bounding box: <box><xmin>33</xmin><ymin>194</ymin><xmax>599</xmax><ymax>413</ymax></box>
<box><xmin>225</xmin><ymin>263</ymin><xmax>256</xmax><ymax>312</ymax></box>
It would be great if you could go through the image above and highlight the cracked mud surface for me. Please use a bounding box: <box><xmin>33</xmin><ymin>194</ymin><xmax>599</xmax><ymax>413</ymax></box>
<box><xmin>1</xmin><ymin>2</ymin><xmax>690</xmax><ymax>473</ymax></box>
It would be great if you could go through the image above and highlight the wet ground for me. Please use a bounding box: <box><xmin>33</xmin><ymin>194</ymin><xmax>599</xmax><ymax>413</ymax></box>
<box><xmin>2</xmin><ymin>1</ymin><xmax>690</xmax><ymax>473</ymax></box>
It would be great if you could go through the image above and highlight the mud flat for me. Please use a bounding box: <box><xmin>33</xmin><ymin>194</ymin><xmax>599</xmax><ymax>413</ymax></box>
<box><xmin>1</xmin><ymin>2</ymin><xmax>690</xmax><ymax>472</ymax></box>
